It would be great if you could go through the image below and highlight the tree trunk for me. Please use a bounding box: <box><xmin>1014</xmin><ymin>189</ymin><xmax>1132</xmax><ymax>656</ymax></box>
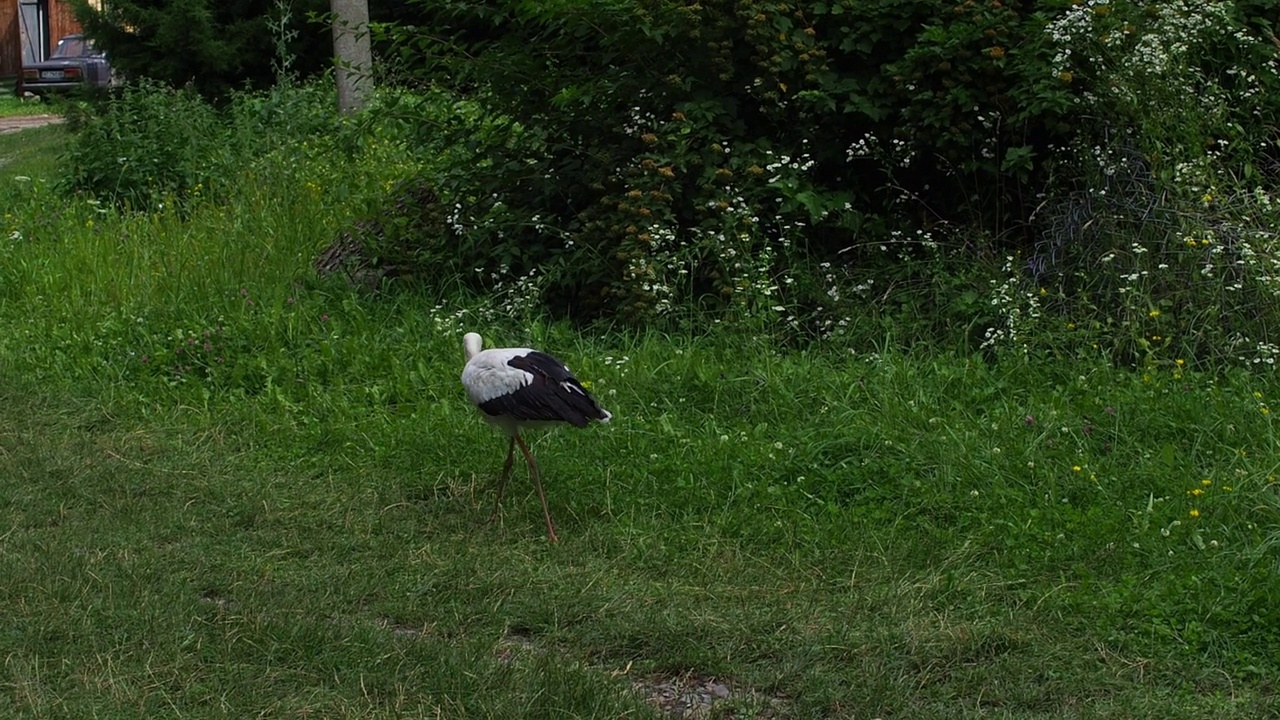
<box><xmin>331</xmin><ymin>0</ymin><xmax>372</xmax><ymax>114</ymax></box>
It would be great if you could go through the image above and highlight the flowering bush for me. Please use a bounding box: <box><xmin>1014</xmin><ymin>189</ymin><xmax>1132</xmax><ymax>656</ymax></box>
<box><xmin>380</xmin><ymin>0</ymin><xmax>1078</xmax><ymax>324</ymax></box>
<box><xmin>378</xmin><ymin>0</ymin><xmax>1280</xmax><ymax>363</ymax></box>
<box><xmin>981</xmin><ymin>0</ymin><xmax>1280</xmax><ymax>366</ymax></box>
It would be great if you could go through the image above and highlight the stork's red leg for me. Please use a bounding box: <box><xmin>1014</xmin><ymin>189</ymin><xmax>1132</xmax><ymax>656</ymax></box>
<box><xmin>490</xmin><ymin>436</ymin><xmax>516</xmax><ymax>524</ymax></box>
<box><xmin>514</xmin><ymin>433</ymin><xmax>559</xmax><ymax>543</ymax></box>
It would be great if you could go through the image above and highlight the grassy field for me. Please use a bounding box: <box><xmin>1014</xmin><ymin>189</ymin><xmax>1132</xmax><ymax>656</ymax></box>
<box><xmin>1</xmin><ymin>109</ymin><xmax>1278</xmax><ymax>718</ymax></box>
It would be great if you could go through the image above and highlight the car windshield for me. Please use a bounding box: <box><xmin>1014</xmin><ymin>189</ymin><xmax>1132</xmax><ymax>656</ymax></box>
<box><xmin>50</xmin><ymin>37</ymin><xmax>93</xmax><ymax>59</ymax></box>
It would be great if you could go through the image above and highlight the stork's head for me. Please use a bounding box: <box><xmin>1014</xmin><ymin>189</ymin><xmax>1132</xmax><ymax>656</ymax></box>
<box><xmin>463</xmin><ymin>332</ymin><xmax>484</xmax><ymax>362</ymax></box>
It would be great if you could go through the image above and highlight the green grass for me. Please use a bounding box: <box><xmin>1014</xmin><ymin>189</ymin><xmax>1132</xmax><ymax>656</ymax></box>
<box><xmin>1</xmin><ymin>89</ymin><xmax>1278</xmax><ymax>718</ymax></box>
<box><xmin>0</xmin><ymin>384</ymin><xmax>649</xmax><ymax>717</ymax></box>
<box><xmin>0</xmin><ymin>88</ymin><xmax>57</xmax><ymax>118</ymax></box>
<box><xmin>0</xmin><ymin>123</ymin><xmax>67</xmax><ymax>183</ymax></box>
<box><xmin>3</xmin><ymin>343</ymin><xmax>1279</xmax><ymax>717</ymax></box>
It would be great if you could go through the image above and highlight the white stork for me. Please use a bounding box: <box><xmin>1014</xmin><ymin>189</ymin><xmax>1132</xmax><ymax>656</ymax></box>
<box><xmin>461</xmin><ymin>332</ymin><xmax>612</xmax><ymax>542</ymax></box>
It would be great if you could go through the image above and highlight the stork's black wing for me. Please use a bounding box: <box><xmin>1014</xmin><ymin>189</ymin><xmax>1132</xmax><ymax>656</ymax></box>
<box><xmin>477</xmin><ymin>351</ymin><xmax>607</xmax><ymax>427</ymax></box>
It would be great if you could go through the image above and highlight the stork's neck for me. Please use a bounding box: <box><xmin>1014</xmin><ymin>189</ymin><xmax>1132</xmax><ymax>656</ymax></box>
<box><xmin>463</xmin><ymin>332</ymin><xmax>484</xmax><ymax>361</ymax></box>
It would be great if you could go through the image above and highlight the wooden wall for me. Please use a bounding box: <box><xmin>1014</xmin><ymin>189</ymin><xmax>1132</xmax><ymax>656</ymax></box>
<box><xmin>48</xmin><ymin>0</ymin><xmax>79</xmax><ymax>50</ymax></box>
<box><xmin>0</xmin><ymin>0</ymin><xmax>86</xmax><ymax>78</ymax></box>
<box><xmin>0</xmin><ymin>0</ymin><xmax>18</xmax><ymax>78</ymax></box>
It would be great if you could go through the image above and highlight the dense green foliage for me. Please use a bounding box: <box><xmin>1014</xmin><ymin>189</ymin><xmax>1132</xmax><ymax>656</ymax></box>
<box><xmin>58</xmin><ymin>79</ymin><xmax>359</xmax><ymax>210</ymax></box>
<box><xmin>364</xmin><ymin>0</ymin><xmax>1280</xmax><ymax>364</ymax></box>
<box><xmin>69</xmin><ymin>0</ymin><xmax>333</xmax><ymax>99</ymax></box>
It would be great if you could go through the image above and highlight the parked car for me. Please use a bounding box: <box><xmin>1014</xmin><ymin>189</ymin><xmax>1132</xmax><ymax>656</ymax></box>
<box><xmin>17</xmin><ymin>34</ymin><xmax>114</xmax><ymax>98</ymax></box>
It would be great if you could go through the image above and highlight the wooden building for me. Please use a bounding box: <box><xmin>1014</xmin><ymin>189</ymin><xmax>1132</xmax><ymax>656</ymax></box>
<box><xmin>0</xmin><ymin>0</ymin><xmax>87</xmax><ymax>78</ymax></box>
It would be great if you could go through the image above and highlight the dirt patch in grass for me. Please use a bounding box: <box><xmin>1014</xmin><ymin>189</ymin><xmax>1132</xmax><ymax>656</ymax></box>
<box><xmin>373</xmin><ymin>621</ymin><xmax>790</xmax><ymax>717</ymax></box>
<box><xmin>487</xmin><ymin>628</ymin><xmax>790</xmax><ymax>718</ymax></box>
<box><xmin>0</xmin><ymin>115</ymin><xmax>62</xmax><ymax>134</ymax></box>
<box><xmin>626</xmin><ymin>670</ymin><xmax>789</xmax><ymax>719</ymax></box>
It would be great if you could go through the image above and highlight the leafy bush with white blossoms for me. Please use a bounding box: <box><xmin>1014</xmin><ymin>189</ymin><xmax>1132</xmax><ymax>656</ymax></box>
<box><xmin>355</xmin><ymin>0</ymin><xmax>1280</xmax><ymax>365</ymax></box>
<box><xmin>378</xmin><ymin>0</ymin><xmax>1082</xmax><ymax>328</ymax></box>
<box><xmin>980</xmin><ymin>0</ymin><xmax>1280</xmax><ymax>366</ymax></box>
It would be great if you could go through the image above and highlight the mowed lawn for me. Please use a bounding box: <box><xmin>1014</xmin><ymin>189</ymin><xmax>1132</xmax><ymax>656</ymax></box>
<box><xmin>3</xmin><ymin>342</ymin><xmax>1278</xmax><ymax>718</ymax></box>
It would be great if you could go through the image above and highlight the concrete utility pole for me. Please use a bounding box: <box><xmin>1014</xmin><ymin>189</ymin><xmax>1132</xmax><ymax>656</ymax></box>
<box><xmin>331</xmin><ymin>0</ymin><xmax>373</xmax><ymax>113</ymax></box>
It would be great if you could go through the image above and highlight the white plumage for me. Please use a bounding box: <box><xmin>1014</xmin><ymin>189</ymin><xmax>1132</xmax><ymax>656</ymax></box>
<box><xmin>461</xmin><ymin>332</ymin><xmax>611</xmax><ymax>542</ymax></box>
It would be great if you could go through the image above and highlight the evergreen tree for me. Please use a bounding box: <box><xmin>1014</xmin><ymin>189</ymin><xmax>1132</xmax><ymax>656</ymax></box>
<box><xmin>70</xmin><ymin>0</ymin><xmax>332</xmax><ymax>100</ymax></box>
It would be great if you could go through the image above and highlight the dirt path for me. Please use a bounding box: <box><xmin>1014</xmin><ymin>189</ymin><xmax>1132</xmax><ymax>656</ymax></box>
<box><xmin>0</xmin><ymin>115</ymin><xmax>63</xmax><ymax>134</ymax></box>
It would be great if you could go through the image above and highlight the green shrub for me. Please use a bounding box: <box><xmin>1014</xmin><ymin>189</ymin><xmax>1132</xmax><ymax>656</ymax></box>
<box><xmin>981</xmin><ymin>0</ymin><xmax>1280</xmax><ymax>366</ymax></box>
<box><xmin>60</xmin><ymin>80</ymin><xmax>227</xmax><ymax>210</ymax></box>
<box><xmin>375</xmin><ymin>0</ymin><xmax>1080</xmax><ymax>324</ymax></box>
<box><xmin>59</xmin><ymin>79</ymin><xmax>357</xmax><ymax>212</ymax></box>
<box><xmin>370</xmin><ymin>0</ymin><xmax>1280</xmax><ymax>367</ymax></box>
